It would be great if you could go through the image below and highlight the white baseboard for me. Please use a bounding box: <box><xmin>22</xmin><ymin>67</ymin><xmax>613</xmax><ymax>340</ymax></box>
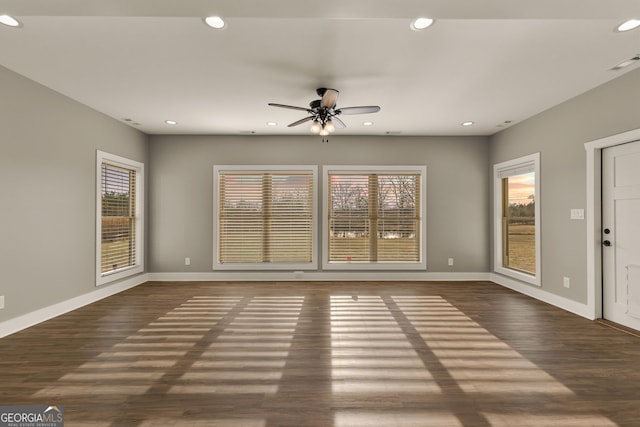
<box><xmin>148</xmin><ymin>271</ymin><xmax>492</xmax><ymax>282</ymax></box>
<box><xmin>1</xmin><ymin>271</ymin><xmax>592</xmax><ymax>339</ymax></box>
<box><xmin>0</xmin><ymin>273</ymin><xmax>149</xmax><ymax>339</ymax></box>
<box><xmin>490</xmin><ymin>272</ymin><xmax>593</xmax><ymax>320</ymax></box>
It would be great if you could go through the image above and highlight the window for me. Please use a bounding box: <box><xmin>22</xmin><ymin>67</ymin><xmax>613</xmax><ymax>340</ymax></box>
<box><xmin>323</xmin><ymin>166</ymin><xmax>426</xmax><ymax>270</ymax></box>
<box><xmin>493</xmin><ymin>153</ymin><xmax>540</xmax><ymax>285</ymax></box>
<box><xmin>213</xmin><ymin>166</ymin><xmax>317</xmax><ymax>270</ymax></box>
<box><xmin>96</xmin><ymin>151</ymin><xmax>144</xmax><ymax>286</ymax></box>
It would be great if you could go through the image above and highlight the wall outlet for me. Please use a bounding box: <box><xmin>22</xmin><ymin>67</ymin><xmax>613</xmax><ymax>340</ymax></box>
<box><xmin>0</xmin><ymin>295</ymin><xmax>4</xmax><ymax>309</ymax></box>
<box><xmin>563</xmin><ymin>277</ymin><xmax>571</xmax><ymax>288</ymax></box>
<box><xmin>448</xmin><ymin>258</ymin><xmax>454</xmax><ymax>266</ymax></box>
<box><xmin>185</xmin><ymin>257</ymin><xmax>191</xmax><ymax>266</ymax></box>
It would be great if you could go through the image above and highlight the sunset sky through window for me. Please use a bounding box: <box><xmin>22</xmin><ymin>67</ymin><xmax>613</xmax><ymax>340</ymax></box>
<box><xmin>507</xmin><ymin>172</ymin><xmax>535</xmax><ymax>205</ymax></box>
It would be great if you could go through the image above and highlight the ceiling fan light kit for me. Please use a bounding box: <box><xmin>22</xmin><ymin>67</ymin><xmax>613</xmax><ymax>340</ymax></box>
<box><xmin>269</xmin><ymin>88</ymin><xmax>380</xmax><ymax>138</ymax></box>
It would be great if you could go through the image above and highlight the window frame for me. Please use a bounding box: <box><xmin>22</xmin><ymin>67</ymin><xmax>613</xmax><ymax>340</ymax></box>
<box><xmin>96</xmin><ymin>150</ymin><xmax>144</xmax><ymax>286</ymax></box>
<box><xmin>212</xmin><ymin>165</ymin><xmax>318</xmax><ymax>270</ymax></box>
<box><xmin>493</xmin><ymin>152</ymin><xmax>541</xmax><ymax>286</ymax></box>
<box><xmin>322</xmin><ymin>165</ymin><xmax>427</xmax><ymax>271</ymax></box>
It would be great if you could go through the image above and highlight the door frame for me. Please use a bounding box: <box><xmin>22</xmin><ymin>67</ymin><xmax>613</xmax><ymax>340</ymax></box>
<box><xmin>585</xmin><ymin>127</ymin><xmax>640</xmax><ymax>320</ymax></box>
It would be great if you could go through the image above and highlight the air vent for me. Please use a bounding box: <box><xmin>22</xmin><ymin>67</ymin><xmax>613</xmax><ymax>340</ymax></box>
<box><xmin>122</xmin><ymin>118</ymin><xmax>141</xmax><ymax>126</ymax></box>
<box><xmin>612</xmin><ymin>55</ymin><xmax>640</xmax><ymax>70</ymax></box>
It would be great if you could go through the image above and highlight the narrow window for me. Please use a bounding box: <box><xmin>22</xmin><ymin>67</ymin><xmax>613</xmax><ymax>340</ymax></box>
<box><xmin>96</xmin><ymin>151</ymin><xmax>144</xmax><ymax>285</ymax></box>
<box><xmin>494</xmin><ymin>153</ymin><xmax>540</xmax><ymax>285</ymax></box>
<box><xmin>213</xmin><ymin>166</ymin><xmax>317</xmax><ymax>270</ymax></box>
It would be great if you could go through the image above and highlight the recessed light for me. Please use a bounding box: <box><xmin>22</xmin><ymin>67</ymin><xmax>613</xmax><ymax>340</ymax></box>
<box><xmin>461</xmin><ymin>121</ymin><xmax>474</xmax><ymax>127</ymax></box>
<box><xmin>616</xmin><ymin>19</ymin><xmax>640</xmax><ymax>32</ymax></box>
<box><xmin>204</xmin><ymin>16</ymin><xmax>226</xmax><ymax>29</ymax></box>
<box><xmin>266</xmin><ymin>121</ymin><xmax>277</xmax><ymax>127</ymax></box>
<box><xmin>411</xmin><ymin>17</ymin><xmax>435</xmax><ymax>31</ymax></box>
<box><xmin>362</xmin><ymin>121</ymin><xmax>374</xmax><ymax>126</ymax></box>
<box><xmin>0</xmin><ymin>14</ymin><xmax>21</xmax><ymax>27</ymax></box>
<box><xmin>165</xmin><ymin>120</ymin><xmax>178</xmax><ymax>125</ymax></box>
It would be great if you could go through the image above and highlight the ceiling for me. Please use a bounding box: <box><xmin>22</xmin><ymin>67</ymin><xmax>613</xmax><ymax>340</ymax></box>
<box><xmin>1</xmin><ymin>0</ymin><xmax>639</xmax><ymax>136</ymax></box>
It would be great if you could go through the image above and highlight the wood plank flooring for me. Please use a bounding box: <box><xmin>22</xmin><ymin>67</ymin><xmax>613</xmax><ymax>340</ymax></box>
<box><xmin>1</xmin><ymin>281</ymin><xmax>639</xmax><ymax>426</ymax></box>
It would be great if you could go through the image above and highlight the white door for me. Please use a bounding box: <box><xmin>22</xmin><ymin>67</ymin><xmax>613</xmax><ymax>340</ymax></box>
<box><xmin>602</xmin><ymin>140</ymin><xmax>640</xmax><ymax>331</ymax></box>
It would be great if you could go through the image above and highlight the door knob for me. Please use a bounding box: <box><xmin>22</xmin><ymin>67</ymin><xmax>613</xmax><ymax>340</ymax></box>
<box><xmin>603</xmin><ymin>240</ymin><xmax>612</xmax><ymax>247</ymax></box>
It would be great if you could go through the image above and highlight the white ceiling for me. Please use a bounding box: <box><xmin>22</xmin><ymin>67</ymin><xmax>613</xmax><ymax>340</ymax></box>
<box><xmin>1</xmin><ymin>0</ymin><xmax>639</xmax><ymax>136</ymax></box>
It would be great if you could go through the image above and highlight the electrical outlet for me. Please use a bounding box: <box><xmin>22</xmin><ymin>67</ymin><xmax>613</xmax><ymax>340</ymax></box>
<box><xmin>0</xmin><ymin>295</ymin><xmax>4</xmax><ymax>309</ymax></box>
<box><xmin>563</xmin><ymin>277</ymin><xmax>570</xmax><ymax>288</ymax></box>
<box><xmin>448</xmin><ymin>258</ymin><xmax>454</xmax><ymax>266</ymax></box>
<box><xmin>185</xmin><ymin>257</ymin><xmax>191</xmax><ymax>266</ymax></box>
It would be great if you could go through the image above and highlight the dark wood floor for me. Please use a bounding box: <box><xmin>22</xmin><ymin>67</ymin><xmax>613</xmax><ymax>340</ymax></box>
<box><xmin>1</xmin><ymin>281</ymin><xmax>639</xmax><ymax>426</ymax></box>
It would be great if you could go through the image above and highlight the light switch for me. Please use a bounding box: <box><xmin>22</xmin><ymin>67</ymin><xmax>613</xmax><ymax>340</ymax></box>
<box><xmin>570</xmin><ymin>209</ymin><xmax>584</xmax><ymax>220</ymax></box>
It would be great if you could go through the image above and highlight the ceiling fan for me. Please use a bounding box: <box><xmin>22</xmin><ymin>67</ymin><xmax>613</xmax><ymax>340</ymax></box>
<box><xmin>268</xmin><ymin>88</ymin><xmax>381</xmax><ymax>136</ymax></box>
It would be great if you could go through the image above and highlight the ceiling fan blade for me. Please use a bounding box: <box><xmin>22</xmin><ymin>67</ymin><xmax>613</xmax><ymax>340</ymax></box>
<box><xmin>269</xmin><ymin>103</ymin><xmax>311</xmax><ymax>112</ymax></box>
<box><xmin>288</xmin><ymin>116</ymin><xmax>314</xmax><ymax>127</ymax></box>
<box><xmin>336</xmin><ymin>106</ymin><xmax>381</xmax><ymax>115</ymax></box>
<box><xmin>321</xmin><ymin>88</ymin><xmax>339</xmax><ymax>109</ymax></box>
<box><xmin>331</xmin><ymin>116</ymin><xmax>346</xmax><ymax>129</ymax></box>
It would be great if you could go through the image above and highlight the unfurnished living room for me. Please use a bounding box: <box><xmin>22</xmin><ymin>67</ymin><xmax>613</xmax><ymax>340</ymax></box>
<box><xmin>1</xmin><ymin>1</ymin><xmax>640</xmax><ymax>426</ymax></box>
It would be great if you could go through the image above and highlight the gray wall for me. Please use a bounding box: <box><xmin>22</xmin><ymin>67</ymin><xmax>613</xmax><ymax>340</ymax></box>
<box><xmin>148</xmin><ymin>135</ymin><xmax>490</xmax><ymax>273</ymax></box>
<box><xmin>489</xmin><ymin>67</ymin><xmax>640</xmax><ymax>304</ymax></box>
<box><xmin>0</xmin><ymin>65</ymin><xmax>148</xmax><ymax>322</ymax></box>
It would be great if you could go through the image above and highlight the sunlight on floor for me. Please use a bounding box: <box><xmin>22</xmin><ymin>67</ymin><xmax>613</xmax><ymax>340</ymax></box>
<box><xmin>334</xmin><ymin>410</ymin><xmax>463</xmax><ymax>427</ymax></box>
<box><xmin>330</xmin><ymin>295</ymin><xmax>614</xmax><ymax>427</ymax></box>
<box><xmin>35</xmin><ymin>295</ymin><xmax>303</xmax><ymax>399</ymax></box>
<box><xmin>331</xmin><ymin>296</ymin><xmax>442</xmax><ymax>394</ymax></box>
<box><xmin>482</xmin><ymin>413</ymin><xmax>619</xmax><ymax>427</ymax></box>
<box><xmin>30</xmin><ymin>291</ymin><xmax>621</xmax><ymax>426</ymax></box>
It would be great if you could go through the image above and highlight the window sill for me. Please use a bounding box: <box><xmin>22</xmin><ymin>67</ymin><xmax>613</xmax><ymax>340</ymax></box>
<box><xmin>97</xmin><ymin>264</ymin><xmax>144</xmax><ymax>286</ymax></box>
<box><xmin>494</xmin><ymin>266</ymin><xmax>540</xmax><ymax>287</ymax></box>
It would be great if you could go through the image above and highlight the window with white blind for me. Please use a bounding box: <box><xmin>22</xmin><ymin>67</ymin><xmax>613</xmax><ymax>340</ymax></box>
<box><xmin>213</xmin><ymin>166</ymin><xmax>317</xmax><ymax>270</ymax></box>
<box><xmin>323</xmin><ymin>166</ymin><xmax>427</xmax><ymax>270</ymax></box>
<box><xmin>96</xmin><ymin>151</ymin><xmax>144</xmax><ymax>286</ymax></box>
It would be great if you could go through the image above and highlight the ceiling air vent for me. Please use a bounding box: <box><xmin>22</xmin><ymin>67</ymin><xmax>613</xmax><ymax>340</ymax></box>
<box><xmin>611</xmin><ymin>55</ymin><xmax>640</xmax><ymax>70</ymax></box>
<box><xmin>122</xmin><ymin>118</ymin><xmax>141</xmax><ymax>126</ymax></box>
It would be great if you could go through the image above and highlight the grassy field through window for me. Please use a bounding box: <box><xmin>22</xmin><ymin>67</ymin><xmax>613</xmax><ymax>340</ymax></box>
<box><xmin>507</xmin><ymin>223</ymin><xmax>535</xmax><ymax>274</ymax></box>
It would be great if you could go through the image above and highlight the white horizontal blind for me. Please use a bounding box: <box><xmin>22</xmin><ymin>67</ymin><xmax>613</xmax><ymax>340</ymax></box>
<box><xmin>496</xmin><ymin>162</ymin><xmax>535</xmax><ymax>179</ymax></box>
<box><xmin>328</xmin><ymin>174</ymin><xmax>370</xmax><ymax>261</ymax></box>
<box><xmin>101</xmin><ymin>162</ymin><xmax>136</xmax><ymax>274</ymax></box>
<box><xmin>218</xmin><ymin>172</ymin><xmax>314</xmax><ymax>264</ymax></box>
<box><xmin>377</xmin><ymin>174</ymin><xmax>420</xmax><ymax>261</ymax></box>
<box><xmin>328</xmin><ymin>173</ymin><xmax>420</xmax><ymax>262</ymax></box>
